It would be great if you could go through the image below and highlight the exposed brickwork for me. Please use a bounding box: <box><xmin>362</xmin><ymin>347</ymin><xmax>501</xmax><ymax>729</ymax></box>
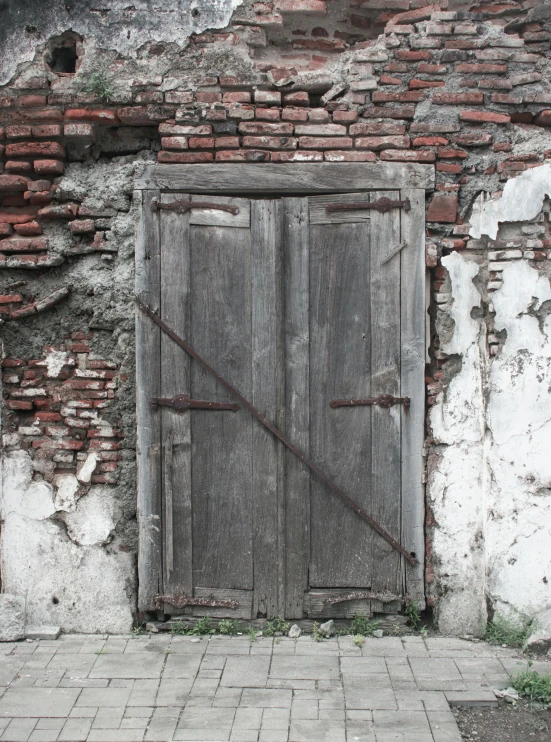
<box><xmin>1</xmin><ymin>336</ymin><xmax>123</xmax><ymax>485</ymax></box>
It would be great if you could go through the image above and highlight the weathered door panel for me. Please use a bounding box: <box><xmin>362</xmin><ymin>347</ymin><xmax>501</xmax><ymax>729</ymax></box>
<box><xmin>139</xmin><ymin>183</ymin><xmax>425</xmax><ymax>620</ymax></box>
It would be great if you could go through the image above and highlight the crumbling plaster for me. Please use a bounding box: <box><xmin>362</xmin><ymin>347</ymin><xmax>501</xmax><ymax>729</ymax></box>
<box><xmin>429</xmin><ymin>167</ymin><xmax>551</xmax><ymax>645</ymax></box>
<box><xmin>0</xmin><ymin>0</ymin><xmax>245</xmax><ymax>86</ymax></box>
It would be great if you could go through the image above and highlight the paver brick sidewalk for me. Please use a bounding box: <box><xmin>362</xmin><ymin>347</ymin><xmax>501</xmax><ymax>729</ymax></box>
<box><xmin>0</xmin><ymin>633</ymin><xmax>542</xmax><ymax>742</ymax></box>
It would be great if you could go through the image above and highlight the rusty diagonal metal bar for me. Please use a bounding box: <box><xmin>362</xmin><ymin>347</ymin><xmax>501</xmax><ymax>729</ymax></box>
<box><xmin>136</xmin><ymin>298</ymin><xmax>417</xmax><ymax>567</ymax></box>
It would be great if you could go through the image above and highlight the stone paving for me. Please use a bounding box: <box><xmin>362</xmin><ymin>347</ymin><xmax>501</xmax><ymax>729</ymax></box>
<box><xmin>0</xmin><ymin>633</ymin><xmax>547</xmax><ymax>742</ymax></box>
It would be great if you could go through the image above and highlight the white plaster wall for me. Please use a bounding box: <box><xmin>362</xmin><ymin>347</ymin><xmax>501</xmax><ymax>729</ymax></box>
<box><xmin>429</xmin><ymin>248</ymin><xmax>551</xmax><ymax>643</ymax></box>
<box><xmin>0</xmin><ymin>450</ymin><xmax>133</xmax><ymax>633</ymax></box>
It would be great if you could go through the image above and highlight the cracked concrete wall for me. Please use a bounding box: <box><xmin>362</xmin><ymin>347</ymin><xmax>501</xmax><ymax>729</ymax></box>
<box><xmin>428</xmin><ymin>166</ymin><xmax>551</xmax><ymax>647</ymax></box>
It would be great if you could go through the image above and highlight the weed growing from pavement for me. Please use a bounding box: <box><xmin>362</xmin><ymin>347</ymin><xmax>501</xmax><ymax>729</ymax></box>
<box><xmin>312</xmin><ymin>622</ymin><xmax>322</xmax><ymax>642</ymax></box>
<box><xmin>513</xmin><ymin>664</ymin><xmax>551</xmax><ymax>706</ymax></box>
<box><xmin>485</xmin><ymin>615</ymin><xmax>531</xmax><ymax>648</ymax></box>
<box><xmin>218</xmin><ymin>619</ymin><xmax>242</xmax><ymax>635</ymax></box>
<box><xmin>351</xmin><ymin>613</ymin><xmax>381</xmax><ymax>636</ymax></box>
<box><xmin>405</xmin><ymin>600</ymin><xmax>422</xmax><ymax>630</ymax></box>
<box><xmin>264</xmin><ymin>617</ymin><xmax>290</xmax><ymax>637</ymax></box>
<box><xmin>353</xmin><ymin>634</ymin><xmax>365</xmax><ymax>648</ymax></box>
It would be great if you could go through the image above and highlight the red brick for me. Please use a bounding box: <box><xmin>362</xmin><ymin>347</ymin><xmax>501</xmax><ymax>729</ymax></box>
<box><xmin>298</xmin><ymin>136</ymin><xmax>353</xmax><ymax>150</ymax></box>
<box><xmin>324</xmin><ymin>151</ymin><xmax>377</xmax><ymax>162</ymax></box>
<box><xmin>534</xmin><ymin>110</ymin><xmax>551</xmax><ymax>127</ymax></box>
<box><xmin>164</xmin><ymin>91</ymin><xmax>194</xmax><ymax>105</ymax></box>
<box><xmin>0</xmin><ymin>175</ymin><xmax>29</xmax><ymax>192</ymax></box>
<box><xmin>418</xmin><ymin>64</ymin><xmax>447</xmax><ymax>74</ymax></box>
<box><xmin>456</xmin><ymin>63</ymin><xmax>507</xmax><ymax>74</ymax></box>
<box><xmin>19</xmin><ymin>95</ymin><xmax>47</xmax><ymax>108</ymax></box>
<box><xmin>5</xmin><ymin>161</ymin><xmax>33</xmax><ymax>174</ymax></box>
<box><xmin>10</xmin><ymin>109</ymin><xmax>63</xmax><ymax>123</ymax></box>
<box><xmin>0</xmin><ymin>224</ymin><xmax>13</xmax><ymax>236</ymax></box>
<box><xmin>460</xmin><ymin>110</ymin><xmax>511</xmax><ymax>124</ymax></box>
<box><xmin>254</xmin><ymin>90</ymin><xmax>282</xmax><ymax>106</ymax></box>
<box><xmin>395</xmin><ymin>50</ymin><xmax>431</xmax><ymax>62</ymax></box>
<box><xmin>427</xmin><ymin>194</ymin><xmax>458</xmax><ymax>223</ymax></box>
<box><xmin>70</xmin><ymin>219</ymin><xmax>95</xmax><ymax>234</ymax></box>
<box><xmin>380</xmin><ymin>150</ymin><xmax>436</xmax><ymax>162</ymax></box>
<box><xmin>292</xmin><ymin>38</ymin><xmax>344</xmax><ymax>51</ymax></box>
<box><xmin>34</xmin><ymin>160</ymin><xmax>64</xmax><ymax>175</ymax></box>
<box><xmin>412</xmin><ymin>136</ymin><xmax>449</xmax><ymax>147</ymax></box>
<box><xmin>222</xmin><ymin>91</ymin><xmax>251</xmax><ymax>103</ymax></box>
<box><xmin>372</xmin><ymin>91</ymin><xmax>425</xmax><ymax>103</ymax></box>
<box><xmin>295</xmin><ymin>124</ymin><xmax>347</xmax><ymax>136</ymax></box>
<box><xmin>65</xmin><ymin>108</ymin><xmax>119</xmax><ymax>125</ymax></box>
<box><xmin>14</xmin><ymin>221</ymin><xmax>42</xmax><ymax>236</ymax></box>
<box><xmin>432</xmin><ymin>91</ymin><xmax>484</xmax><ymax>105</ymax></box>
<box><xmin>384</xmin><ymin>63</ymin><xmax>408</xmax><ymax>73</ymax></box>
<box><xmin>189</xmin><ymin>137</ymin><xmax>215</xmax><ymax>149</ymax></box>
<box><xmin>282</xmin><ymin>108</ymin><xmax>309</xmax><ymax>122</ymax></box>
<box><xmin>380</xmin><ymin>75</ymin><xmax>402</xmax><ymax>86</ymax></box>
<box><xmin>158</xmin><ymin>123</ymin><xmax>212</xmax><ymax>135</ymax></box>
<box><xmin>493</xmin><ymin>141</ymin><xmax>512</xmax><ymax>152</ymax></box>
<box><xmin>215</xmin><ymin>136</ymin><xmax>240</xmax><ymax>148</ymax></box>
<box><xmin>160</xmin><ymin>136</ymin><xmax>188</xmax><ymax>150</ymax></box>
<box><xmin>239</xmin><ymin>122</ymin><xmax>294</xmax><ymax>135</ymax></box>
<box><xmin>436</xmin><ymin>162</ymin><xmax>463</xmax><ymax>173</ymax></box>
<box><xmin>215</xmin><ymin>150</ymin><xmax>270</xmax><ymax>162</ymax></box>
<box><xmin>7</xmin><ymin>400</ymin><xmax>33</xmax><ymax>410</ymax></box>
<box><xmin>255</xmin><ymin>108</ymin><xmax>281</xmax><ymax>121</ymax></box>
<box><xmin>1</xmin><ymin>358</ymin><xmax>25</xmax><ymax>367</ymax></box>
<box><xmin>243</xmin><ymin>135</ymin><xmax>297</xmax><ymax>150</ymax></box>
<box><xmin>275</xmin><ymin>0</ymin><xmax>326</xmax><ymax>12</ymax></box>
<box><xmin>0</xmin><ymin>294</ymin><xmax>22</xmax><ymax>303</ymax></box>
<box><xmin>271</xmin><ymin>151</ymin><xmax>324</xmax><ymax>162</ymax></box>
<box><xmin>117</xmin><ymin>106</ymin><xmax>175</xmax><ymax>125</ymax></box>
<box><xmin>332</xmin><ymin>110</ymin><xmax>358</xmax><ymax>123</ymax></box>
<box><xmin>388</xmin><ymin>4</ymin><xmax>436</xmax><ymax>24</ymax></box>
<box><xmin>409</xmin><ymin>79</ymin><xmax>445</xmax><ymax>89</ymax></box>
<box><xmin>157</xmin><ymin>151</ymin><xmax>214</xmax><ymax>164</ymax></box>
<box><xmin>362</xmin><ymin>106</ymin><xmax>415</xmax><ymax>120</ymax></box>
<box><xmin>0</xmin><ymin>207</ymin><xmax>39</xmax><ymax>225</ymax></box>
<box><xmin>0</xmin><ymin>236</ymin><xmax>47</xmax><ymax>251</ymax></box>
<box><xmin>438</xmin><ymin>147</ymin><xmax>468</xmax><ymax>159</ymax></box>
<box><xmin>6</xmin><ymin>125</ymin><xmax>32</xmax><ymax>138</ymax></box>
<box><xmin>5</xmin><ymin>142</ymin><xmax>65</xmax><ymax>158</ymax></box>
<box><xmin>283</xmin><ymin>91</ymin><xmax>309</xmax><ymax>107</ymax></box>
<box><xmin>453</xmin><ymin>132</ymin><xmax>493</xmax><ymax>146</ymax></box>
<box><xmin>134</xmin><ymin>91</ymin><xmax>164</xmax><ymax>104</ymax></box>
<box><xmin>356</xmin><ymin>135</ymin><xmax>410</xmax><ymax>150</ymax></box>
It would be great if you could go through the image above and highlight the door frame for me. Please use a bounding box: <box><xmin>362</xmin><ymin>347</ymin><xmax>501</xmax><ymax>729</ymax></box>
<box><xmin>134</xmin><ymin>162</ymin><xmax>434</xmax><ymax>614</ymax></box>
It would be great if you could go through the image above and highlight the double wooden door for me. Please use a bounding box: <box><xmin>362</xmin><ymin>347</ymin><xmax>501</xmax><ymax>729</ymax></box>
<box><xmin>136</xmin><ymin>164</ymin><xmax>426</xmax><ymax>620</ymax></box>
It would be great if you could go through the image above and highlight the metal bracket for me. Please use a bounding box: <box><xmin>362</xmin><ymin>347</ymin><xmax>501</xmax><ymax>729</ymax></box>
<box><xmin>324</xmin><ymin>590</ymin><xmax>402</xmax><ymax>606</ymax></box>
<box><xmin>151</xmin><ymin>199</ymin><xmax>240</xmax><ymax>215</ymax></box>
<box><xmin>326</xmin><ymin>197</ymin><xmax>411</xmax><ymax>214</ymax></box>
<box><xmin>154</xmin><ymin>594</ymin><xmax>239</xmax><ymax>610</ymax></box>
<box><xmin>330</xmin><ymin>394</ymin><xmax>410</xmax><ymax>409</ymax></box>
<box><xmin>151</xmin><ymin>394</ymin><xmax>239</xmax><ymax>412</ymax></box>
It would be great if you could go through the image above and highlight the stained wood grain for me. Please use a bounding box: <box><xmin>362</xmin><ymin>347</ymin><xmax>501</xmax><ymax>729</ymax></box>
<box><xmin>309</xmin><ymin>193</ymin><xmax>373</xmax><ymax>225</ymax></box>
<box><xmin>283</xmin><ymin>198</ymin><xmax>310</xmax><ymax>619</ymax></box>
<box><xmin>190</xmin><ymin>218</ymin><xmax>254</xmax><ymax>592</ymax></box>
<box><xmin>135</xmin><ymin>163</ymin><xmax>435</xmax><ymax>193</ymax></box>
<box><xmin>160</xmin><ymin>192</ymin><xmax>193</xmax><ymax>605</ymax></box>
<box><xmin>251</xmin><ymin>199</ymin><xmax>282</xmax><ymax>618</ymax></box>
<box><xmin>136</xmin><ymin>188</ymin><xmax>162</xmax><ymax>611</ymax></box>
<box><xmin>369</xmin><ymin>191</ymin><xmax>403</xmax><ymax>608</ymax></box>
<box><xmin>400</xmin><ymin>188</ymin><xmax>426</xmax><ymax>607</ymax></box>
<box><xmin>308</xmin><ymin>194</ymin><xmax>374</xmax><ymax>589</ymax></box>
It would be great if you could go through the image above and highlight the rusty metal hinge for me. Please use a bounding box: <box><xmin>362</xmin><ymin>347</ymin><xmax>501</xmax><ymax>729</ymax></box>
<box><xmin>151</xmin><ymin>198</ymin><xmax>239</xmax><ymax>215</ymax></box>
<box><xmin>324</xmin><ymin>590</ymin><xmax>402</xmax><ymax>606</ymax></box>
<box><xmin>154</xmin><ymin>594</ymin><xmax>239</xmax><ymax>610</ymax></box>
<box><xmin>151</xmin><ymin>394</ymin><xmax>239</xmax><ymax>412</ymax></box>
<box><xmin>326</xmin><ymin>196</ymin><xmax>411</xmax><ymax>214</ymax></box>
<box><xmin>330</xmin><ymin>394</ymin><xmax>410</xmax><ymax>409</ymax></box>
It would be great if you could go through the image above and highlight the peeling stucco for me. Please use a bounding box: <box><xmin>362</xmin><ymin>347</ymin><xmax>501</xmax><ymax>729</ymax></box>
<box><xmin>0</xmin><ymin>0</ymin><xmax>245</xmax><ymax>86</ymax></box>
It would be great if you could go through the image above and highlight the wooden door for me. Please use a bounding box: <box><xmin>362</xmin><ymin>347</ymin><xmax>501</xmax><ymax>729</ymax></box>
<box><xmin>136</xmin><ymin>167</ymin><xmax>427</xmax><ymax>621</ymax></box>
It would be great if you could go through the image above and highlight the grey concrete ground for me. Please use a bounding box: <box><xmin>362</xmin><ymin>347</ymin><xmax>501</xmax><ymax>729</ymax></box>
<box><xmin>0</xmin><ymin>633</ymin><xmax>545</xmax><ymax>742</ymax></box>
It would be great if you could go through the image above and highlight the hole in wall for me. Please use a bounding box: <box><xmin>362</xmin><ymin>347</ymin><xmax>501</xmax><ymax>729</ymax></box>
<box><xmin>52</xmin><ymin>596</ymin><xmax>60</xmax><ymax>605</ymax></box>
<box><xmin>45</xmin><ymin>32</ymin><xmax>82</xmax><ymax>74</ymax></box>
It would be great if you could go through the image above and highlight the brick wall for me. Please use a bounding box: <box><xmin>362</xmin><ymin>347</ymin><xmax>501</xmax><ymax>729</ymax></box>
<box><xmin>1</xmin><ymin>0</ymin><xmax>551</xmax><ymax>623</ymax></box>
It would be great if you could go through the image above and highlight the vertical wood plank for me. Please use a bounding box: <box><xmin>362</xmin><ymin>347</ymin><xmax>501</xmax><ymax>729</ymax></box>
<box><xmin>190</xmin><ymin>221</ymin><xmax>254</xmax><ymax>595</ymax></box>
<box><xmin>136</xmin><ymin>188</ymin><xmax>162</xmax><ymax>611</ymax></box>
<box><xmin>283</xmin><ymin>198</ymin><xmax>310</xmax><ymax>619</ymax></box>
<box><xmin>252</xmin><ymin>200</ymin><xmax>282</xmax><ymax>618</ymax></box>
<box><xmin>309</xmin><ymin>201</ymin><xmax>373</xmax><ymax>589</ymax></box>
<box><xmin>160</xmin><ymin>192</ymin><xmax>193</xmax><ymax>601</ymax></box>
<box><xmin>400</xmin><ymin>188</ymin><xmax>426</xmax><ymax>607</ymax></box>
<box><xmin>369</xmin><ymin>190</ymin><xmax>403</xmax><ymax>605</ymax></box>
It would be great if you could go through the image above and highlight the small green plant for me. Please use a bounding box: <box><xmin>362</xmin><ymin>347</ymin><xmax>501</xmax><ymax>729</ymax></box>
<box><xmin>132</xmin><ymin>622</ymin><xmax>146</xmax><ymax>635</ymax></box>
<box><xmin>312</xmin><ymin>622</ymin><xmax>323</xmax><ymax>642</ymax></box>
<box><xmin>351</xmin><ymin>613</ymin><xmax>381</xmax><ymax>637</ymax></box>
<box><xmin>189</xmin><ymin>617</ymin><xmax>216</xmax><ymax>636</ymax></box>
<box><xmin>485</xmin><ymin>615</ymin><xmax>531</xmax><ymax>648</ymax></box>
<box><xmin>264</xmin><ymin>617</ymin><xmax>290</xmax><ymax>637</ymax></box>
<box><xmin>512</xmin><ymin>665</ymin><xmax>551</xmax><ymax>705</ymax></box>
<box><xmin>247</xmin><ymin>627</ymin><xmax>257</xmax><ymax>643</ymax></box>
<box><xmin>405</xmin><ymin>600</ymin><xmax>422</xmax><ymax>631</ymax></box>
<box><xmin>218</xmin><ymin>619</ymin><xmax>242</xmax><ymax>636</ymax></box>
<box><xmin>353</xmin><ymin>634</ymin><xmax>365</xmax><ymax>648</ymax></box>
<box><xmin>170</xmin><ymin>621</ymin><xmax>191</xmax><ymax>636</ymax></box>
<box><xmin>77</xmin><ymin>65</ymin><xmax>115</xmax><ymax>103</ymax></box>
